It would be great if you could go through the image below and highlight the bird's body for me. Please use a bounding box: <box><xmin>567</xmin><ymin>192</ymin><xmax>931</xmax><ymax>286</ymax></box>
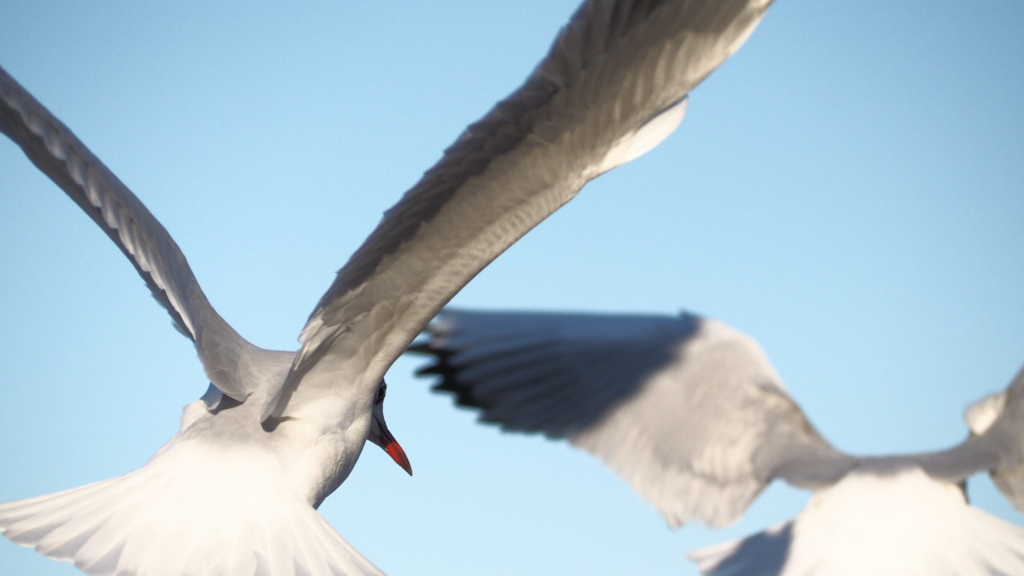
<box><xmin>414</xmin><ymin>309</ymin><xmax>1024</xmax><ymax>575</ymax></box>
<box><xmin>691</xmin><ymin>463</ymin><xmax>1024</xmax><ymax>576</ymax></box>
<box><xmin>0</xmin><ymin>1</ymin><xmax>772</xmax><ymax>573</ymax></box>
<box><xmin>1</xmin><ymin>405</ymin><xmax>384</xmax><ymax>575</ymax></box>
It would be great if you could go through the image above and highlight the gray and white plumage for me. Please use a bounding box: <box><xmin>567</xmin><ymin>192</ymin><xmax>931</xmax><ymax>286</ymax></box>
<box><xmin>413</xmin><ymin>308</ymin><xmax>1024</xmax><ymax>575</ymax></box>
<box><xmin>0</xmin><ymin>1</ymin><xmax>772</xmax><ymax>574</ymax></box>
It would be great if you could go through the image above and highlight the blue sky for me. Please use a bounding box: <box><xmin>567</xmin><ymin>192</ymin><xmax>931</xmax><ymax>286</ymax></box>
<box><xmin>1</xmin><ymin>2</ymin><xmax>1022</xmax><ymax>575</ymax></box>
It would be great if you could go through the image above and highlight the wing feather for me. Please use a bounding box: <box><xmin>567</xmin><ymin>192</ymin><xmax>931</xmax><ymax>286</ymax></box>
<box><xmin>0</xmin><ymin>65</ymin><xmax>260</xmax><ymax>400</ymax></box>
<box><xmin>413</xmin><ymin>308</ymin><xmax>852</xmax><ymax>527</ymax></box>
<box><xmin>920</xmin><ymin>363</ymin><xmax>1024</xmax><ymax>513</ymax></box>
<box><xmin>270</xmin><ymin>0</ymin><xmax>774</xmax><ymax>418</ymax></box>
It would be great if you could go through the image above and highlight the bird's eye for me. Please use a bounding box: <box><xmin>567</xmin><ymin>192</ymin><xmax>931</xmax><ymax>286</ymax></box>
<box><xmin>374</xmin><ymin>382</ymin><xmax>387</xmax><ymax>404</ymax></box>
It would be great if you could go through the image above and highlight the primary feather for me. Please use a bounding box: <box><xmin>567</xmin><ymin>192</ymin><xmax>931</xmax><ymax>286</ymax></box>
<box><xmin>413</xmin><ymin>308</ymin><xmax>1024</xmax><ymax>574</ymax></box>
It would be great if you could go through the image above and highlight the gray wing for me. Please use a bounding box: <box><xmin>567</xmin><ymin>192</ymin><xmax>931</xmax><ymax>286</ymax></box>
<box><xmin>920</xmin><ymin>363</ymin><xmax>1024</xmax><ymax>513</ymax></box>
<box><xmin>413</xmin><ymin>309</ymin><xmax>853</xmax><ymax>528</ymax></box>
<box><xmin>0</xmin><ymin>65</ymin><xmax>260</xmax><ymax>400</ymax></box>
<box><xmin>268</xmin><ymin>0</ymin><xmax>774</xmax><ymax>419</ymax></box>
<box><xmin>687</xmin><ymin>522</ymin><xmax>793</xmax><ymax>576</ymax></box>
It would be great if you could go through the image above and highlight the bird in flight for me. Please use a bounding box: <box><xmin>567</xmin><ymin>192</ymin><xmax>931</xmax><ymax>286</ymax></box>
<box><xmin>414</xmin><ymin>308</ymin><xmax>1024</xmax><ymax>575</ymax></box>
<box><xmin>0</xmin><ymin>1</ymin><xmax>772</xmax><ymax>574</ymax></box>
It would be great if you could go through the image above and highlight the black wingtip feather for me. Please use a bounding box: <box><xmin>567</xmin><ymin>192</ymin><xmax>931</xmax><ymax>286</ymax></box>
<box><xmin>408</xmin><ymin>341</ymin><xmax>500</xmax><ymax>414</ymax></box>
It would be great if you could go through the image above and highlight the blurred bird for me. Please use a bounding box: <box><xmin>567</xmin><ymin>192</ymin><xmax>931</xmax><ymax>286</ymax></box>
<box><xmin>413</xmin><ymin>308</ymin><xmax>1024</xmax><ymax>576</ymax></box>
<box><xmin>0</xmin><ymin>0</ymin><xmax>772</xmax><ymax>574</ymax></box>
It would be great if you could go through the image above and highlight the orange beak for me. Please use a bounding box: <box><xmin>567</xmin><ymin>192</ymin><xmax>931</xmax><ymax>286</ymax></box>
<box><xmin>369</xmin><ymin>411</ymin><xmax>412</xmax><ymax>476</ymax></box>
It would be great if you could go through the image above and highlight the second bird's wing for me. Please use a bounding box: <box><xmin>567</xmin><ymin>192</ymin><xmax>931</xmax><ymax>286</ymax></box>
<box><xmin>414</xmin><ymin>308</ymin><xmax>853</xmax><ymax>528</ymax></box>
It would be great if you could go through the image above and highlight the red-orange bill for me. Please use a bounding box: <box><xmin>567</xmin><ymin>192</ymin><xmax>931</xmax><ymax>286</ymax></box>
<box><xmin>384</xmin><ymin>440</ymin><xmax>412</xmax><ymax>476</ymax></box>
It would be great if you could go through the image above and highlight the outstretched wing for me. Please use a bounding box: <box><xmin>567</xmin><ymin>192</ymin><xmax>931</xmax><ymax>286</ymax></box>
<box><xmin>269</xmin><ymin>0</ymin><xmax>775</xmax><ymax>419</ymax></box>
<box><xmin>0</xmin><ymin>66</ymin><xmax>261</xmax><ymax>401</ymax></box>
<box><xmin>413</xmin><ymin>308</ymin><xmax>853</xmax><ymax>528</ymax></box>
<box><xmin>920</xmin><ymin>363</ymin><xmax>1024</xmax><ymax>514</ymax></box>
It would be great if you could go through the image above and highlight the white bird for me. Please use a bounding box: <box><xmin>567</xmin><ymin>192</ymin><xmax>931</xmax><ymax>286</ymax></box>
<box><xmin>0</xmin><ymin>1</ymin><xmax>773</xmax><ymax>574</ymax></box>
<box><xmin>413</xmin><ymin>308</ymin><xmax>1024</xmax><ymax>576</ymax></box>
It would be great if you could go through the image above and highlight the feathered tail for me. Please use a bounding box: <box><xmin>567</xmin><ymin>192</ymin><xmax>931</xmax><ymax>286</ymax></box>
<box><xmin>689</xmin><ymin>469</ymin><xmax>1024</xmax><ymax>576</ymax></box>
<box><xmin>0</xmin><ymin>438</ymin><xmax>384</xmax><ymax>576</ymax></box>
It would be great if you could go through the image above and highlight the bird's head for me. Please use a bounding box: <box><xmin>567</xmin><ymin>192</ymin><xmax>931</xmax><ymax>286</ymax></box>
<box><xmin>367</xmin><ymin>380</ymin><xmax>412</xmax><ymax>475</ymax></box>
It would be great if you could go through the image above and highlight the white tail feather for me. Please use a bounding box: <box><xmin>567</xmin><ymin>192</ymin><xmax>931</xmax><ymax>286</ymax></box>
<box><xmin>689</xmin><ymin>468</ymin><xmax>1024</xmax><ymax>576</ymax></box>
<box><xmin>0</xmin><ymin>439</ymin><xmax>384</xmax><ymax>576</ymax></box>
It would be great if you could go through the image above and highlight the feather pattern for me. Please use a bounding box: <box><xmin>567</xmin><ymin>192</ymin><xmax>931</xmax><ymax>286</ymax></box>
<box><xmin>414</xmin><ymin>308</ymin><xmax>852</xmax><ymax>527</ymax></box>
<box><xmin>0</xmin><ymin>67</ymin><xmax>260</xmax><ymax>401</ymax></box>
<box><xmin>0</xmin><ymin>434</ymin><xmax>384</xmax><ymax>576</ymax></box>
<box><xmin>272</xmin><ymin>0</ymin><xmax>774</xmax><ymax>420</ymax></box>
<box><xmin>413</xmin><ymin>308</ymin><xmax>1024</xmax><ymax>573</ymax></box>
<box><xmin>0</xmin><ymin>1</ymin><xmax>773</xmax><ymax>573</ymax></box>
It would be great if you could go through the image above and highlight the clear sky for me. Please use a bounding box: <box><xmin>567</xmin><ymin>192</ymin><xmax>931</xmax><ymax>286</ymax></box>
<box><xmin>1</xmin><ymin>2</ymin><xmax>1022</xmax><ymax>575</ymax></box>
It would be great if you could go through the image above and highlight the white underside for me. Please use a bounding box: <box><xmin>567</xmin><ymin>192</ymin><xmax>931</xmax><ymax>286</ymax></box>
<box><xmin>690</xmin><ymin>468</ymin><xmax>1024</xmax><ymax>576</ymax></box>
<box><xmin>597</xmin><ymin>96</ymin><xmax>688</xmax><ymax>174</ymax></box>
<box><xmin>0</xmin><ymin>437</ymin><xmax>383</xmax><ymax>576</ymax></box>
